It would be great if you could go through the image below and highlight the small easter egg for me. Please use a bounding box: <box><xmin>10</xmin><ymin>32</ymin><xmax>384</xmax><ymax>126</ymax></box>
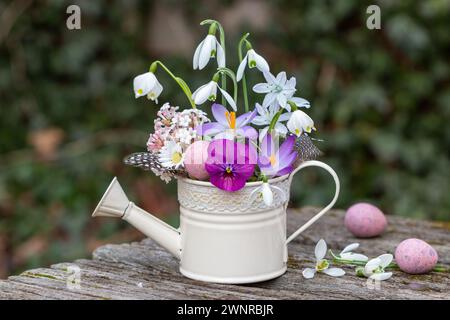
<box><xmin>344</xmin><ymin>202</ymin><xmax>387</xmax><ymax>238</ymax></box>
<box><xmin>395</xmin><ymin>238</ymin><xmax>438</xmax><ymax>274</ymax></box>
<box><xmin>184</xmin><ymin>140</ymin><xmax>210</xmax><ymax>180</ymax></box>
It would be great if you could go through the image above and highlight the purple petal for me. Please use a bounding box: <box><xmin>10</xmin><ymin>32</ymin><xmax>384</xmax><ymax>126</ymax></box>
<box><xmin>238</xmin><ymin>126</ymin><xmax>258</xmax><ymax>140</ymax></box>
<box><xmin>278</xmin><ymin>135</ymin><xmax>296</xmax><ymax>160</ymax></box>
<box><xmin>278</xmin><ymin>151</ymin><xmax>297</xmax><ymax>168</ymax></box>
<box><xmin>259</xmin><ymin>133</ymin><xmax>273</xmax><ymax>158</ymax></box>
<box><xmin>211</xmin><ymin>103</ymin><xmax>229</xmax><ymax>126</ymax></box>
<box><xmin>210</xmin><ymin>173</ymin><xmax>247</xmax><ymax>192</ymax></box>
<box><xmin>196</xmin><ymin>122</ymin><xmax>225</xmax><ymax>136</ymax></box>
<box><xmin>236</xmin><ymin>109</ymin><xmax>257</xmax><ymax>127</ymax></box>
<box><xmin>276</xmin><ymin>165</ymin><xmax>294</xmax><ymax>176</ymax></box>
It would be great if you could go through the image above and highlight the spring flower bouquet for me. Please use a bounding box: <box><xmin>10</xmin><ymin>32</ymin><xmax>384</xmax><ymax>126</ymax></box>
<box><xmin>125</xmin><ymin>19</ymin><xmax>321</xmax><ymax>206</ymax></box>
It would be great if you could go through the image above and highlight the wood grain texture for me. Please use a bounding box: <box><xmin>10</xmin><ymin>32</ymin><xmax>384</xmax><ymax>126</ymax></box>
<box><xmin>0</xmin><ymin>207</ymin><xmax>449</xmax><ymax>300</ymax></box>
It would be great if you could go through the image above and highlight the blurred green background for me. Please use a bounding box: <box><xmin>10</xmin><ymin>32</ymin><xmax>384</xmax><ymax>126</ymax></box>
<box><xmin>1</xmin><ymin>0</ymin><xmax>449</xmax><ymax>278</ymax></box>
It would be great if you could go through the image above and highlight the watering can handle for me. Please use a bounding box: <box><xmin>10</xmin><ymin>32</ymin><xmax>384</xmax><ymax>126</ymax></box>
<box><xmin>285</xmin><ymin>160</ymin><xmax>340</xmax><ymax>244</ymax></box>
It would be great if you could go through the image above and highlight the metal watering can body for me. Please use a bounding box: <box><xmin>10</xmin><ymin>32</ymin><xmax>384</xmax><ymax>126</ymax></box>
<box><xmin>92</xmin><ymin>160</ymin><xmax>340</xmax><ymax>284</ymax></box>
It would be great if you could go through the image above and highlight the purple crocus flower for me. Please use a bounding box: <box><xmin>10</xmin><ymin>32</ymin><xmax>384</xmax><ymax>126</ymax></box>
<box><xmin>196</xmin><ymin>103</ymin><xmax>258</xmax><ymax>140</ymax></box>
<box><xmin>258</xmin><ymin>134</ymin><xmax>297</xmax><ymax>177</ymax></box>
<box><xmin>205</xmin><ymin>139</ymin><xmax>257</xmax><ymax>192</ymax></box>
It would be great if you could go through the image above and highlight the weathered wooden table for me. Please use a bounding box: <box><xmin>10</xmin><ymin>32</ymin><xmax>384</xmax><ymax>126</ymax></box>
<box><xmin>0</xmin><ymin>207</ymin><xmax>448</xmax><ymax>300</ymax></box>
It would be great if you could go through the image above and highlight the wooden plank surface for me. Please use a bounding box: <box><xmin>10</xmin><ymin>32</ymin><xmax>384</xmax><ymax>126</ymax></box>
<box><xmin>0</xmin><ymin>207</ymin><xmax>449</xmax><ymax>300</ymax></box>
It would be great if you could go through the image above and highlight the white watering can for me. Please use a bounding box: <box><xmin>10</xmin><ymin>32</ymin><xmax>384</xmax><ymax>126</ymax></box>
<box><xmin>92</xmin><ymin>160</ymin><xmax>340</xmax><ymax>284</ymax></box>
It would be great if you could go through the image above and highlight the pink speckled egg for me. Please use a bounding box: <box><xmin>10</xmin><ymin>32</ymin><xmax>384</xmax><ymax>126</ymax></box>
<box><xmin>344</xmin><ymin>202</ymin><xmax>387</xmax><ymax>238</ymax></box>
<box><xmin>184</xmin><ymin>140</ymin><xmax>210</xmax><ymax>180</ymax></box>
<box><xmin>395</xmin><ymin>238</ymin><xmax>438</xmax><ymax>274</ymax></box>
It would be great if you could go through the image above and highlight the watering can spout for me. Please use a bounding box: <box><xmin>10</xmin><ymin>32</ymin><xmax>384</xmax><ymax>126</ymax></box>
<box><xmin>92</xmin><ymin>177</ymin><xmax>181</xmax><ymax>259</ymax></box>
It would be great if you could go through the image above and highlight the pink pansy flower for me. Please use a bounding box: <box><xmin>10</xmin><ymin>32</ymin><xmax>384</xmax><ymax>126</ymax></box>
<box><xmin>205</xmin><ymin>139</ymin><xmax>257</xmax><ymax>192</ymax></box>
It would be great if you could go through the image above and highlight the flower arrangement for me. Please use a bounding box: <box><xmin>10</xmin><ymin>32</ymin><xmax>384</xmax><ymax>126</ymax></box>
<box><xmin>125</xmin><ymin>19</ymin><xmax>321</xmax><ymax>205</ymax></box>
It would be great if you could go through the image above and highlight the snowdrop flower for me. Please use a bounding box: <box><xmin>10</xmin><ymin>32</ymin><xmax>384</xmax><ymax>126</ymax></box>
<box><xmin>192</xmin><ymin>80</ymin><xmax>237</xmax><ymax>111</ymax></box>
<box><xmin>193</xmin><ymin>34</ymin><xmax>225</xmax><ymax>70</ymax></box>
<box><xmin>249</xmin><ymin>182</ymin><xmax>286</xmax><ymax>206</ymax></box>
<box><xmin>253</xmin><ymin>71</ymin><xmax>311</xmax><ymax>111</ymax></box>
<box><xmin>133</xmin><ymin>72</ymin><xmax>163</xmax><ymax>103</ymax></box>
<box><xmin>159</xmin><ymin>141</ymin><xmax>184</xmax><ymax>169</ymax></box>
<box><xmin>302</xmin><ymin>239</ymin><xmax>345</xmax><ymax>279</ymax></box>
<box><xmin>287</xmin><ymin>110</ymin><xmax>316</xmax><ymax>137</ymax></box>
<box><xmin>236</xmin><ymin>49</ymin><xmax>269</xmax><ymax>81</ymax></box>
<box><xmin>339</xmin><ymin>243</ymin><xmax>369</xmax><ymax>262</ymax></box>
<box><xmin>359</xmin><ymin>254</ymin><xmax>393</xmax><ymax>281</ymax></box>
<box><xmin>252</xmin><ymin>103</ymin><xmax>291</xmax><ymax>141</ymax></box>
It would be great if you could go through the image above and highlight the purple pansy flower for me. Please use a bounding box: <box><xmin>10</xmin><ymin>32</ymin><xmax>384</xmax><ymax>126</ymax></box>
<box><xmin>205</xmin><ymin>139</ymin><xmax>257</xmax><ymax>192</ymax></box>
<box><xmin>196</xmin><ymin>103</ymin><xmax>258</xmax><ymax>140</ymax></box>
<box><xmin>258</xmin><ymin>134</ymin><xmax>297</xmax><ymax>177</ymax></box>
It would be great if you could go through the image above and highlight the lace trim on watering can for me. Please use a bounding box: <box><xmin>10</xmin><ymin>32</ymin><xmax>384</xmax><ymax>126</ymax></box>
<box><xmin>177</xmin><ymin>176</ymin><xmax>290</xmax><ymax>214</ymax></box>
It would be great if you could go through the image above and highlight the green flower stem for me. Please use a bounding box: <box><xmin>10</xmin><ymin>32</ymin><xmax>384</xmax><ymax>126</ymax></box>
<box><xmin>268</xmin><ymin>109</ymin><xmax>283</xmax><ymax>132</ymax></box>
<box><xmin>201</xmin><ymin>19</ymin><xmax>227</xmax><ymax>106</ymax></box>
<box><xmin>216</xmin><ymin>67</ymin><xmax>238</xmax><ymax>103</ymax></box>
<box><xmin>150</xmin><ymin>61</ymin><xmax>196</xmax><ymax>108</ymax></box>
<box><xmin>238</xmin><ymin>33</ymin><xmax>250</xmax><ymax>113</ymax></box>
<box><xmin>329</xmin><ymin>250</ymin><xmax>449</xmax><ymax>273</ymax></box>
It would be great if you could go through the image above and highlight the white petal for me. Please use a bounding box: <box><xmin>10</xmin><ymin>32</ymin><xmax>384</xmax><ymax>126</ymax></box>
<box><xmin>147</xmin><ymin>81</ymin><xmax>163</xmax><ymax>102</ymax></box>
<box><xmin>193</xmin><ymin>39</ymin><xmax>204</xmax><ymax>70</ymax></box>
<box><xmin>262</xmin><ymin>92</ymin><xmax>277</xmax><ymax>108</ymax></box>
<box><xmin>252</xmin><ymin>115</ymin><xmax>268</xmax><ymax>126</ymax></box>
<box><xmin>364</xmin><ymin>257</ymin><xmax>381</xmax><ymax>276</ymax></box>
<box><xmin>262</xmin><ymin>71</ymin><xmax>276</xmax><ymax>85</ymax></box>
<box><xmin>254</xmin><ymin>51</ymin><xmax>270</xmax><ymax>72</ymax></box>
<box><xmin>315</xmin><ymin>239</ymin><xmax>327</xmax><ymax>261</ymax></box>
<box><xmin>290</xmin><ymin>97</ymin><xmax>310</xmax><ymax>108</ymax></box>
<box><xmin>258</xmin><ymin>126</ymin><xmax>269</xmax><ymax>142</ymax></box>
<box><xmin>133</xmin><ymin>72</ymin><xmax>156</xmax><ymax>98</ymax></box>
<box><xmin>192</xmin><ymin>81</ymin><xmax>216</xmax><ymax>105</ymax></box>
<box><xmin>198</xmin><ymin>35</ymin><xmax>214</xmax><ymax>70</ymax></box>
<box><xmin>278</xmin><ymin>112</ymin><xmax>292</xmax><ymax>122</ymax></box>
<box><xmin>322</xmin><ymin>268</ymin><xmax>345</xmax><ymax>277</ymax></box>
<box><xmin>216</xmin><ymin>40</ymin><xmax>226</xmax><ymax>68</ymax></box>
<box><xmin>277</xmin><ymin>93</ymin><xmax>287</xmax><ymax>108</ymax></box>
<box><xmin>262</xmin><ymin>183</ymin><xmax>273</xmax><ymax>206</ymax></box>
<box><xmin>341</xmin><ymin>243</ymin><xmax>360</xmax><ymax>255</ymax></box>
<box><xmin>276</xmin><ymin>71</ymin><xmax>287</xmax><ymax>85</ymax></box>
<box><xmin>218</xmin><ymin>86</ymin><xmax>237</xmax><ymax>111</ymax></box>
<box><xmin>302</xmin><ymin>268</ymin><xmax>316</xmax><ymax>279</ymax></box>
<box><xmin>378</xmin><ymin>254</ymin><xmax>393</xmax><ymax>268</ymax></box>
<box><xmin>340</xmin><ymin>253</ymin><xmax>369</xmax><ymax>262</ymax></box>
<box><xmin>370</xmin><ymin>272</ymin><xmax>392</xmax><ymax>281</ymax></box>
<box><xmin>274</xmin><ymin>122</ymin><xmax>287</xmax><ymax>135</ymax></box>
<box><xmin>236</xmin><ymin>55</ymin><xmax>248</xmax><ymax>82</ymax></box>
<box><xmin>253</xmin><ymin>83</ymin><xmax>272</xmax><ymax>94</ymax></box>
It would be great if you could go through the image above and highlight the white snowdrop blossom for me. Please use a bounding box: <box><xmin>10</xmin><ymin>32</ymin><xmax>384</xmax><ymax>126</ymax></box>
<box><xmin>133</xmin><ymin>72</ymin><xmax>163</xmax><ymax>103</ymax></box>
<box><xmin>302</xmin><ymin>239</ymin><xmax>345</xmax><ymax>279</ymax></box>
<box><xmin>193</xmin><ymin>34</ymin><xmax>225</xmax><ymax>70</ymax></box>
<box><xmin>252</xmin><ymin>103</ymin><xmax>291</xmax><ymax>141</ymax></box>
<box><xmin>159</xmin><ymin>141</ymin><xmax>184</xmax><ymax>169</ymax></box>
<box><xmin>339</xmin><ymin>243</ymin><xmax>369</xmax><ymax>262</ymax></box>
<box><xmin>287</xmin><ymin>110</ymin><xmax>316</xmax><ymax>137</ymax></box>
<box><xmin>191</xmin><ymin>80</ymin><xmax>237</xmax><ymax>111</ymax></box>
<box><xmin>249</xmin><ymin>182</ymin><xmax>286</xmax><ymax>206</ymax></box>
<box><xmin>236</xmin><ymin>49</ymin><xmax>270</xmax><ymax>81</ymax></box>
<box><xmin>253</xmin><ymin>71</ymin><xmax>311</xmax><ymax>111</ymax></box>
<box><xmin>360</xmin><ymin>254</ymin><xmax>393</xmax><ymax>281</ymax></box>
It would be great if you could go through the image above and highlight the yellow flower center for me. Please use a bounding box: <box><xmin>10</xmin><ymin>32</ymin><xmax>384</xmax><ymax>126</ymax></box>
<box><xmin>269</xmin><ymin>154</ymin><xmax>277</xmax><ymax>167</ymax></box>
<box><xmin>226</xmin><ymin>166</ymin><xmax>232</xmax><ymax>174</ymax></box>
<box><xmin>171</xmin><ymin>152</ymin><xmax>182</xmax><ymax>164</ymax></box>
<box><xmin>295</xmin><ymin>128</ymin><xmax>301</xmax><ymax>136</ymax></box>
<box><xmin>316</xmin><ymin>259</ymin><xmax>329</xmax><ymax>272</ymax></box>
<box><xmin>225</xmin><ymin>111</ymin><xmax>236</xmax><ymax>129</ymax></box>
<box><xmin>137</xmin><ymin>89</ymin><xmax>143</xmax><ymax>95</ymax></box>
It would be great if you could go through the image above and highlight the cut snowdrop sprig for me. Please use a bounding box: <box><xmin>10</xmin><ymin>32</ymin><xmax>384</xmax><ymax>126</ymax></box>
<box><xmin>302</xmin><ymin>239</ymin><xmax>346</xmax><ymax>279</ymax></box>
<box><xmin>356</xmin><ymin>254</ymin><xmax>393</xmax><ymax>281</ymax></box>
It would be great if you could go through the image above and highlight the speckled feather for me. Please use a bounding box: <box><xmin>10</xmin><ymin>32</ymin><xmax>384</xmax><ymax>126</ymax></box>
<box><xmin>123</xmin><ymin>152</ymin><xmax>186</xmax><ymax>176</ymax></box>
<box><xmin>295</xmin><ymin>134</ymin><xmax>322</xmax><ymax>162</ymax></box>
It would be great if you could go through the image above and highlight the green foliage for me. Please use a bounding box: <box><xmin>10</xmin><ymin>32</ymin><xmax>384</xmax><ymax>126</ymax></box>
<box><xmin>0</xmin><ymin>0</ymin><xmax>449</xmax><ymax>276</ymax></box>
